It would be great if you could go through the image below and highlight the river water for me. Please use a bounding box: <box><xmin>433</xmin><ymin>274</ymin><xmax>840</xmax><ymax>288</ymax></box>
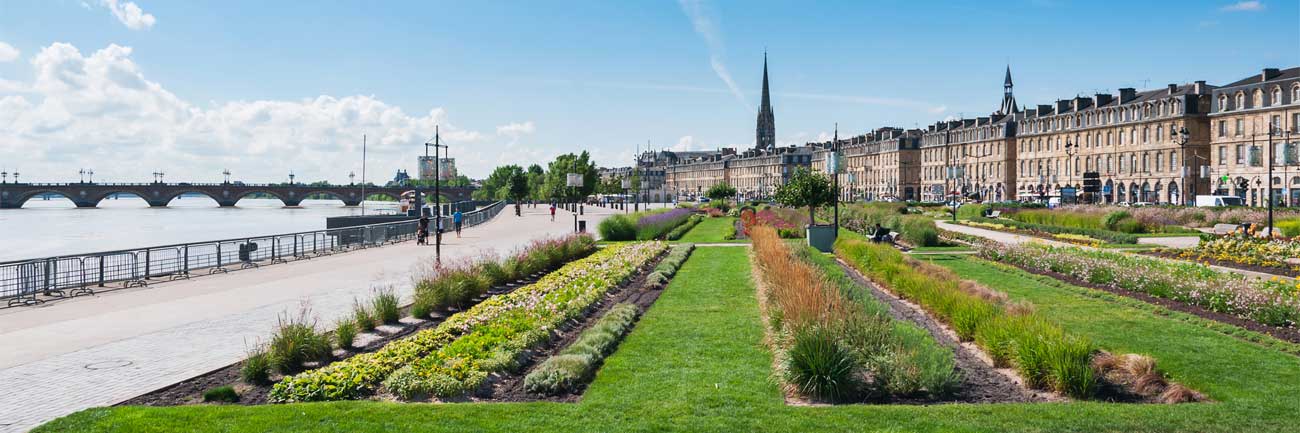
<box><xmin>0</xmin><ymin>197</ymin><xmax>401</xmax><ymax>262</ymax></box>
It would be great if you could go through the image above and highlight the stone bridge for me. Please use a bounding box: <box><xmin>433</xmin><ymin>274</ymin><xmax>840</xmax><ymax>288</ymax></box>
<box><xmin>0</xmin><ymin>182</ymin><xmax>475</xmax><ymax>208</ymax></box>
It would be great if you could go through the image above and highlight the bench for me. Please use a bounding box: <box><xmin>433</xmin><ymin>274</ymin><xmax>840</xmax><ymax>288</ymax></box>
<box><xmin>1211</xmin><ymin>223</ymin><xmax>1239</xmax><ymax>235</ymax></box>
<box><xmin>988</xmin><ymin>210</ymin><xmax>1002</xmax><ymax>218</ymax></box>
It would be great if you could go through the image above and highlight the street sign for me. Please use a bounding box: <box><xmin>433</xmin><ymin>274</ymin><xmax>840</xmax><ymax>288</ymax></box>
<box><xmin>566</xmin><ymin>173</ymin><xmax>583</xmax><ymax>187</ymax></box>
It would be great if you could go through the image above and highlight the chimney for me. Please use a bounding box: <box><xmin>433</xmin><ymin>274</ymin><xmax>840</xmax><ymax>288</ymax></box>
<box><xmin>1119</xmin><ymin>88</ymin><xmax>1138</xmax><ymax>103</ymax></box>
<box><xmin>1055</xmin><ymin>99</ymin><xmax>1071</xmax><ymax>113</ymax></box>
<box><xmin>1095</xmin><ymin>93</ymin><xmax>1114</xmax><ymax>106</ymax></box>
<box><xmin>1167</xmin><ymin>84</ymin><xmax>1178</xmax><ymax>94</ymax></box>
<box><xmin>1263</xmin><ymin>68</ymin><xmax>1281</xmax><ymax>81</ymax></box>
<box><xmin>1038</xmin><ymin>104</ymin><xmax>1053</xmax><ymax>114</ymax></box>
<box><xmin>1194</xmin><ymin>80</ymin><xmax>1207</xmax><ymax>94</ymax></box>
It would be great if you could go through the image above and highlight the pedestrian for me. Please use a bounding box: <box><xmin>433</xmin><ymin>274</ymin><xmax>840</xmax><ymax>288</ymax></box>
<box><xmin>453</xmin><ymin>210</ymin><xmax>464</xmax><ymax>237</ymax></box>
<box><xmin>549</xmin><ymin>203</ymin><xmax>556</xmax><ymax>221</ymax></box>
<box><xmin>417</xmin><ymin>215</ymin><xmax>428</xmax><ymax>245</ymax></box>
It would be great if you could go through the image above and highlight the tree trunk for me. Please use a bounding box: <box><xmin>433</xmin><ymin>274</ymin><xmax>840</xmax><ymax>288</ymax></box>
<box><xmin>808</xmin><ymin>206</ymin><xmax>815</xmax><ymax>226</ymax></box>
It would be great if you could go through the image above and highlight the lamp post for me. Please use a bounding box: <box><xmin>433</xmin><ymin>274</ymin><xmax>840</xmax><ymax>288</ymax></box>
<box><xmin>87</xmin><ymin>169</ymin><xmax>94</xmax><ymax>184</ymax></box>
<box><xmin>1</xmin><ymin>169</ymin><xmax>7</xmax><ymax>183</ymax></box>
<box><xmin>288</xmin><ymin>170</ymin><xmax>295</xmax><ymax>185</ymax></box>
<box><xmin>349</xmin><ymin>171</ymin><xmax>355</xmax><ymax>186</ymax></box>
<box><xmin>152</xmin><ymin>171</ymin><xmax>164</xmax><ymax>184</ymax></box>
<box><xmin>1172</xmin><ymin>126</ymin><xmax>1205</xmax><ymax>207</ymax></box>
<box><xmin>223</xmin><ymin>169</ymin><xmax>232</xmax><ymax>184</ymax></box>
<box><xmin>424</xmin><ymin>126</ymin><xmax>450</xmax><ymax>263</ymax></box>
<box><xmin>79</xmin><ymin>169</ymin><xmax>85</xmax><ymax>184</ymax></box>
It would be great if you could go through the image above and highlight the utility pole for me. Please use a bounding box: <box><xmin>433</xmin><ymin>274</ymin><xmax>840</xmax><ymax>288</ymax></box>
<box><xmin>361</xmin><ymin>134</ymin><xmax>367</xmax><ymax>216</ymax></box>
<box><xmin>425</xmin><ymin>126</ymin><xmax>449</xmax><ymax>263</ymax></box>
<box><xmin>832</xmin><ymin>123</ymin><xmax>839</xmax><ymax>235</ymax></box>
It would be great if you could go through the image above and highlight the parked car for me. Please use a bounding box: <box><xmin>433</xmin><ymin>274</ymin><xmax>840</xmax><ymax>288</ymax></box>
<box><xmin>1195</xmin><ymin>195</ymin><xmax>1245</xmax><ymax>207</ymax></box>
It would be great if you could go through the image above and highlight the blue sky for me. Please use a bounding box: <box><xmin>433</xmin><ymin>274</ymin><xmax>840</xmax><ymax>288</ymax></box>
<box><xmin>0</xmin><ymin>0</ymin><xmax>1296</xmax><ymax>183</ymax></box>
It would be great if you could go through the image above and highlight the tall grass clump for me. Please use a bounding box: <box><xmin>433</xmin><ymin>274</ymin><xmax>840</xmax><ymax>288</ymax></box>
<box><xmin>371</xmin><ymin>287</ymin><xmax>401</xmax><ymax>324</ymax></box>
<box><xmin>524</xmin><ymin>303</ymin><xmax>640</xmax><ymax>395</ymax></box>
<box><xmin>266</xmin><ymin>308</ymin><xmax>332</xmax><ymax>374</ymax></box>
<box><xmin>411</xmin><ymin>234</ymin><xmax>599</xmax><ymax>315</ymax></box>
<box><xmin>835</xmin><ymin>237</ymin><xmax>1102</xmax><ymax>398</ymax></box>
<box><xmin>334</xmin><ymin>318</ymin><xmax>358</xmax><ymax>349</ymax></box>
<box><xmin>352</xmin><ymin>300</ymin><xmax>376</xmax><ymax>332</ymax></box>
<box><xmin>241</xmin><ymin>345</ymin><xmax>271</xmax><ymax>385</ymax></box>
<box><xmin>751</xmin><ymin>225</ymin><xmax>957</xmax><ymax>402</ymax></box>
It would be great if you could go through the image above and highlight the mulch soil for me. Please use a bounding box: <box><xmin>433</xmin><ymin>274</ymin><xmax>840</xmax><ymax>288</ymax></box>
<box><xmin>1004</xmin><ymin>262</ymin><xmax>1300</xmax><ymax>346</ymax></box>
<box><xmin>121</xmin><ymin>248</ymin><xmax>673</xmax><ymax>407</ymax></box>
<box><xmin>832</xmin><ymin>259</ymin><xmax>1049</xmax><ymax>405</ymax></box>
<box><xmin>119</xmin><ymin>260</ymin><xmax>580</xmax><ymax>407</ymax></box>
<box><xmin>1142</xmin><ymin>250</ymin><xmax>1300</xmax><ymax>279</ymax></box>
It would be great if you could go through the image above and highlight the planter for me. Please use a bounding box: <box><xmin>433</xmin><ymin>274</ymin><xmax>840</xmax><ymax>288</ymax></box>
<box><xmin>806</xmin><ymin>224</ymin><xmax>838</xmax><ymax>252</ymax></box>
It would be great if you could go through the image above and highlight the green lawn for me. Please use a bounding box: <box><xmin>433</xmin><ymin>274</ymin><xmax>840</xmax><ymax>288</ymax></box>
<box><xmin>36</xmin><ymin>248</ymin><xmax>1300</xmax><ymax>432</ymax></box>
<box><xmin>908</xmin><ymin>245</ymin><xmax>975</xmax><ymax>253</ymax></box>
<box><xmin>675</xmin><ymin>216</ymin><xmax>744</xmax><ymax>243</ymax></box>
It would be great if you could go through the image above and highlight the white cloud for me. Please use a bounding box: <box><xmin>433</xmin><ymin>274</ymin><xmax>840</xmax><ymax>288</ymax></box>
<box><xmin>669</xmin><ymin>135</ymin><xmax>697</xmax><ymax>151</ymax></box>
<box><xmin>0</xmin><ymin>42</ymin><xmax>19</xmax><ymax>62</ymax></box>
<box><xmin>0</xmin><ymin>42</ymin><xmax>507</xmax><ymax>183</ymax></box>
<box><xmin>100</xmin><ymin>0</ymin><xmax>157</xmax><ymax>30</ymax></box>
<box><xmin>1221</xmin><ymin>1</ymin><xmax>1264</xmax><ymax>11</ymax></box>
<box><xmin>495</xmin><ymin>121</ymin><xmax>535</xmax><ymax>138</ymax></box>
<box><xmin>678</xmin><ymin>0</ymin><xmax>752</xmax><ymax>111</ymax></box>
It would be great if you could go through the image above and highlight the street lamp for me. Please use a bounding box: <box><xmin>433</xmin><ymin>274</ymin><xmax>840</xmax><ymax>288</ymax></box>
<box><xmin>223</xmin><ymin>169</ymin><xmax>232</xmax><ymax>184</ymax></box>
<box><xmin>1171</xmin><ymin>126</ymin><xmax>1205</xmax><ymax>207</ymax></box>
<box><xmin>79</xmin><ymin>169</ymin><xmax>85</xmax><ymax>183</ymax></box>
<box><xmin>288</xmin><ymin>170</ymin><xmax>295</xmax><ymax>185</ymax></box>
<box><xmin>87</xmin><ymin>169</ymin><xmax>94</xmax><ymax>184</ymax></box>
<box><xmin>152</xmin><ymin>171</ymin><xmax>164</xmax><ymax>184</ymax></box>
<box><xmin>424</xmin><ymin>125</ymin><xmax>450</xmax><ymax>263</ymax></box>
<box><xmin>349</xmin><ymin>171</ymin><xmax>355</xmax><ymax>186</ymax></box>
<box><xmin>1</xmin><ymin>169</ymin><xmax>7</xmax><ymax>183</ymax></box>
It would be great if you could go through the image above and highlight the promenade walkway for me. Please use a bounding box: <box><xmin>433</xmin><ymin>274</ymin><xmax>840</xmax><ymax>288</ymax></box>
<box><xmin>0</xmin><ymin>204</ymin><xmax>619</xmax><ymax>432</ymax></box>
<box><xmin>935</xmin><ymin>220</ymin><xmax>1285</xmax><ymax>281</ymax></box>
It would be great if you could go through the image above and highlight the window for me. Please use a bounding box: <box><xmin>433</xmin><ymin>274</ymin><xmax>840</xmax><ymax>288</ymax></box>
<box><xmin>1272</xmin><ymin>115</ymin><xmax>1282</xmax><ymax>133</ymax></box>
<box><xmin>1272</xmin><ymin>87</ymin><xmax>1282</xmax><ymax>106</ymax></box>
<box><xmin>1143</xmin><ymin>153</ymin><xmax>1149</xmax><ymax>172</ymax></box>
<box><xmin>1155</xmin><ymin>153</ymin><xmax>1163</xmax><ymax>172</ymax></box>
<box><xmin>1156</xmin><ymin>125</ymin><xmax>1163</xmax><ymax>142</ymax></box>
<box><xmin>1236</xmin><ymin>119</ymin><xmax>1244</xmax><ymax>136</ymax></box>
<box><xmin>1107</xmin><ymin>131</ymin><xmax>1113</xmax><ymax>146</ymax></box>
<box><xmin>1253</xmin><ymin>89</ymin><xmax>1264</xmax><ymax>107</ymax></box>
<box><xmin>1236</xmin><ymin>92</ymin><xmax>1246</xmax><ymax>110</ymax></box>
<box><xmin>1219</xmin><ymin>146</ymin><xmax>1226</xmax><ymax>165</ymax></box>
<box><xmin>1107</xmin><ymin>156</ymin><xmax>1113</xmax><ymax>173</ymax></box>
<box><xmin>1294</xmin><ymin>85</ymin><xmax>1300</xmax><ymax>103</ymax></box>
<box><xmin>1143</xmin><ymin>127</ymin><xmax>1150</xmax><ymax>143</ymax></box>
<box><xmin>1218</xmin><ymin>120</ymin><xmax>1226</xmax><ymax>137</ymax></box>
<box><xmin>1294</xmin><ymin>113</ymin><xmax>1300</xmax><ymax>133</ymax></box>
<box><xmin>1130</xmin><ymin>154</ymin><xmax>1137</xmax><ymax>174</ymax></box>
<box><xmin>1119</xmin><ymin>155</ymin><xmax>1126</xmax><ymax>172</ymax></box>
<box><xmin>1219</xmin><ymin>95</ymin><xmax>1229</xmax><ymax>111</ymax></box>
<box><xmin>1169</xmin><ymin>151</ymin><xmax>1177</xmax><ymax>172</ymax></box>
<box><xmin>1236</xmin><ymin>144</ymin><xmax>1245</xmax><ymax>164</ymax></box>
<box><xmin>1130</xmin><ymin>128</ymin><xmax>1136</xmax><ymax>143</ymax></box>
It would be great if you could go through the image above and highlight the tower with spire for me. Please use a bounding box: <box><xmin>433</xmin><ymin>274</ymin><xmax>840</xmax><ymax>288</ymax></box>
<box><xmin>755</xmin><ymin>53</ymin><xmax>776</xmax><ymax>150</ymax></box>
<box><xmin>997</xmin><ymin>65</ymin><xmax>1018</xmax><ymax>116</ymax></box>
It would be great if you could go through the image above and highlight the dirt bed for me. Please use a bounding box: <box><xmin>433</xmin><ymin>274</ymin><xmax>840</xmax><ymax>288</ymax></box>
<box><xmin>832</xmin><ymin>259</ymin><xmax>1049</xmax><ymax>405</ymax></box>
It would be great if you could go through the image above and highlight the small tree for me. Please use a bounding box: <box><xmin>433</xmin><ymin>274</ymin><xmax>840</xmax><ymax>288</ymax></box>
<box><xmin>774</xmin><ymin>167</ymin><xmax>834</xmax><ymax>226</ymax></box>
<box><xmin>706</xmin><ymin>182</ymin><xmax>737</xmax><ymax>206</ymax></box>
<box><xmin>508</xmin><ymin>171</ymin><xmax>529</xmax><ymax>202</ymax></box>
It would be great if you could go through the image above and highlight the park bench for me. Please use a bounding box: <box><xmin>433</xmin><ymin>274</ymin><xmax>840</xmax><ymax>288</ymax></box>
<box><xmin>1211</xmin><ymin>223</ymin><xmax>1239</xmax><ymax>235</ymax></box>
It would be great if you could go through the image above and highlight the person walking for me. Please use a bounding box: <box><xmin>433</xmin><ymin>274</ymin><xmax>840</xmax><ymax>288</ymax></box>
<box><xmin>417</xmin><ymin>215</ymin><xmax>429</xmax><ymax>245</ymax></box>
<box><xmin>549</xmin><ymin>203</ymin><xmax>556</xmax><ymax>222</ymax></box>
<box><xmin>453</xmin><ymin>210</ymin><xmax>464</xmax><ymax>237</ymax></box>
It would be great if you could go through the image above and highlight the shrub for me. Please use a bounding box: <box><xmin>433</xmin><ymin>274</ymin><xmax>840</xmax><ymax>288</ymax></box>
<box><xmin>267</xmin><ymin>309</ymin><xmax>332</xmax><ymax>374</ymax></box>
<box><xmin>335</xmin><ymin>318</ymin><xmax>358</xmax><ymax>350</ymax></box>
<box><xmin>353</xmin><ymin>301</ymin><xmax>376</xmax><ymax>332</ymax></box>
<box><xmin>636</xmin><ymin>208</ymin><xmax>694</xmax><ymax>240</ymax></box>
<box><xmin>371</xmin><ymin>288</ymin><xmax>401</xmax><ymax>325</ymax></box>
<box><xmin>785</xmin><ymin>325</ymin><xmax>859</xmax><ymax>402</ymax></box>
<box><xmin>598</xmin><ymin>214</ymin><xmax>638</xmax><ymax>241</ymax></box>
<box><xmin>525</xmin><ymin>303</ymin><xmax>639</xmax><ymax>395</ymax></box>
<box><xmin>241</xmin><ymin>347</ymin><xmax>271</xmax><ymax>385</ymax></box>
<box><xmin>666</xmin><ymin>215</ymin><xmax>703</xmax><ymax>240</ymax></box>
<box><xmin>410</xmin><ymin>296</ymin><xmax>433</xmax><ymax>319</ymax></box>
<box><xmin>202</xmin><ymin>386</ymin><xmax>239</xmax><ymax>403</ymax></box>
<box><xmin>877</xmin><ymin>324</ymin><xmax>959</xmax><ymax>396</ymax></box>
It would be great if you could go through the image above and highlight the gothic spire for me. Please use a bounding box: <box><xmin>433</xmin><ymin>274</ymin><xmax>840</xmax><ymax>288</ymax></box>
<box><xmin>756</xmin><ymin>52</ymin><xmax>776</xmax><ymax>150</ymax></box>
<box><xmin>1004</xmin><ymin>64</ymin><xmax>1013</xmax><ymax>88</ymax></box>
<box><xmin>998</xmin><ymin>65</ymin><xmax>1018</xmax><ymax>115</ymax></box>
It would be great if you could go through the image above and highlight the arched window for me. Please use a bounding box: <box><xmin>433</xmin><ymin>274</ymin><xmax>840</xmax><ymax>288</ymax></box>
<box><xmin>1107</xmin><ymin>131</ymin><xmax>1113</xmax><ymax>146</ymax></box>
<box><xmin>1074</xmin><ymin>156</ymin><xmax>1080</xmax><ymax>173</ymax></box>
<box><xmin>1143</xmin><ymin>105</ymin><xmax>1151</xmax><ymax>117</ymax></box>
<box><xmin>1169</xmin><ymin>151</ymin><xmax>1177</xmax><ymax>172</ymax></box>
<box><xmin>1293</xmin><ymin>85</ymin><xmax>1300</xmax><ymax>103</ymax></box>
<box><xmin>1130</xmin><ymin>154</ymin><xmax>1137</xmax><ymax>174</ymax></box>
<box><xmin>1143</xmin><ymin>127</ymin><xmax>1150</xmax><ymax>143</ymax></box>
<box><xmin>1156</xmin><ymin>153</ymin><xmax>1163</xmax><ymax>172</ymax></box>
<box><xmin>1119</xmin><ymin>154</ymin><xmax>1126</xmax><ymax>173</ymax></box>
<box><xmin>1236</xmin><ymin>92</ymin><xmax>1246</xmax><ymax>109</ymax></box>
<box><xmin>1159</xmin><ymin>101</ymin><xmax>1166</xmax><ymax>116</ymax></box>
<box><xmin>1272</xmin><ymin>86</ymin><xmax>1283</xmax><ymax>106</ymax></box>
<box><xmin>1142</xmin><ymin>153</ymin><xmax>1149</xmax><ymax>172</ymax></box>
<box><xmin>1156</xmin><ymin>125</ymin><xmax>1163</xmax><ymax>142</ymax></box>
<box><xmin>1219</xmin><ymin>95</ymin><xmax>1229</xmax><ymax>111</ymax></box>
<box><xmin>1253</xmin><ymin>89</ymin><xmax>1264</xmax><ymax>107</ymax></box>
<box><xmin>1107</xmin><ymin>155</ymin><xmax>1113</xmax><ymax>173</ymax></box>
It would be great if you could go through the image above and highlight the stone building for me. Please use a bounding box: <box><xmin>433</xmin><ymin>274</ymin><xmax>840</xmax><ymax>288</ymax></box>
<box><xmin>731</xmin><ymin>145</ymin><xmax>816</xmax><ymax>200</ymax></box>
<box><xmin>663</xmin><ymin>150</ymin><xmax>734</xmax><ymax>199</ymax></box>
<box><xmin>920</xmin><ymin>116</ymin><xmax>1017</xmax><ymax>202</ymax></box>
<box><xmin>814</xmin><ymin>127</ymin><xmax>921</xmax><ymax>202</ymax></box>
<box><xmin>1207</xmin><ymin>67</ymin><xmax>1300</xmax><ymax>206</ymax></box>
<box><xmin>1014</xmin><ymin>81</ymin><xmax>1214</xmax><ymax>205</ymax></box>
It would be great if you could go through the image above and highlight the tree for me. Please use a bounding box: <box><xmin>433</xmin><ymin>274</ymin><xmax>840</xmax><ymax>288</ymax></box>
<box><xmin>774</xmin><ymin>167</ymin><xmax>835</xmax><ymax>225</ymax></box>
<box><xmin>526</xmin><ymin>164</ymin><xmax>546</xmax><ymax>200</ymax></box>
<box><xmin>475</xmin><ymin>165</ymin><xmax>524</xmax><ymax>200</ymax></box>
<box><xmin>706</xmin><ymin>182</ymin><xmax>737</xmax><ymax>204</ymax></box>
<box><xmin>542</xmin><ymin>151</ymin><xmax>598</xmax><ymax>201</ymax></box>
<box><xmin>508</xmin><ymin>171</ymin><xmax>529</xmax><ymax>202</ymax></box>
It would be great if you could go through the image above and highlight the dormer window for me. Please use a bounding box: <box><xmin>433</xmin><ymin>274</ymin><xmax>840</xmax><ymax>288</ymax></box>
<box><xmin>1220</xmin><ymin>95</ymin><xmax>1230</xmax><ymax>111</ymax></box>
<box><xmin>1236</xmin><ymin>92</ymin><xmax>1246</xmax><ymax>110</ymax></box>
<box><xmin>1272</xmin><ymin>86</ymin><xmax>1283</xmax><ymax>106</ymax></box>
<box><xmin>1253</xmin><ymin>89</ymin><xmax>1264</xmax><ymax>108</ymax></box>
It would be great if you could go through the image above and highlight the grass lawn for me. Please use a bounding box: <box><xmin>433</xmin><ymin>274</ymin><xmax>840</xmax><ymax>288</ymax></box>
<box><xmin>908</xmin><ymin>245</ymin><xmax>974</xmax><ymax>253</ymax></box>
<box><xmin>36</xmin><ymin>248</ymin><xmax>1300</xmax><ymax>432</ymax></box>
<box><xmin>675</xmin><ymin>216</ymin><xmax>744</xmax><ymax>243</ymax></box>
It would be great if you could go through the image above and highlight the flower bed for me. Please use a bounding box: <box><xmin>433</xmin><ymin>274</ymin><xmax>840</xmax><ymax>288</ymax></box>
<box><xmin>268</xmin><ymin>241</ymin><xmax>666</xmax><ymax>402</ymax></box>
<box><xmin>665</xmin><ymin>214</ymin><xmax>703</xmax><ymax>240</ymax></box>
<box><xmin>411</xmin><ymin>235</ymin><xmax>597</xmax><ymax>315</ymax></box>
<box><xmin>839</xmin><ymin>203</ymin><xmax>942</xmax><ymax>247</ymax></box>
<box><xmin>599</xmin><ymin>209</ymin><xmax>695</xmax><ymax>241</ymax></box>
<box><xmin>379</xmin><ymin>241</ymin><xmax>666</xmax><ymax>399</ymax></box>
<box><xmin>961</xmin><ymin>217</ymin><xmax>1138</xmax><ymax>244</ymax></box>
<box><xmin>523</xmin><ymin>303</ymin><xmax>640</xmax><ymax>395</ymax></box>
<box><xmin>981</xmin><ymin>242</ymin><xmax>1300</xmax><ymax>328</ymax></box>
<box><xmin>740</xmin><ymin>208</ymin><xmax>802</xmax><ymax>238</ymax></box>
<box><xmin>1172</xmin><ymin>235</ymin><xmax>1300</xmax><ymax>274</ymax></box>
<box><xmin>751</xmin><ymin>226</ymin><xmax>959</xmax><ymax>402</ymax></box>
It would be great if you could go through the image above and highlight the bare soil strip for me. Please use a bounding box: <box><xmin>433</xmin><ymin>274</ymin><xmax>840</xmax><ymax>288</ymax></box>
<box><xmin>831</xmin><ymin>258</ymin><xmax>1052</xmax><ymax>404</ymax></box>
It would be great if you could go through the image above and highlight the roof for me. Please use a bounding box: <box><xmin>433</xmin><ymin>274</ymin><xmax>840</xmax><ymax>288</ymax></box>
<box><xmin>1221</xmin><ymin>67</ymin><xmax>1300</xmax><ymax>88</ymax></box>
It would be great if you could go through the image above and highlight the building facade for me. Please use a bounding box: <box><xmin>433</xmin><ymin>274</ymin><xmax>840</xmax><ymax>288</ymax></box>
<box><xmin>1207</xmin><ymin>67</ymin><xmax>1300</xmax><ymax>206</ymax></box>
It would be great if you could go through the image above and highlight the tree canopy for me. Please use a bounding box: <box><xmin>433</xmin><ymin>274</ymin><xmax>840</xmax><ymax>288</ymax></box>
<box><xmin>706</xmin><ymin>182</ymin><xmax>737</xmax><ymax>202</ymax></box>
<box><xmin>774</xmin><ymin>167</ymin><xmax>834</xmax><ymax>225</ymax></box>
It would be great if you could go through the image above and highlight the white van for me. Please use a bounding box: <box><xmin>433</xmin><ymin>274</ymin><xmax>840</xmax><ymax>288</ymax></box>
<box><xmin>1195</xmin><ymin>195</ymin><xmax>1245</xmax><ymax>207</ymax></box>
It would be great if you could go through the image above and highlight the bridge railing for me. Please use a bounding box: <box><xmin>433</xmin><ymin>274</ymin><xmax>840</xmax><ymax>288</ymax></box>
<box><xmin>0</xmin><ymin>201</ymin><xmax>505</xmax><ymax>307</ymax></box>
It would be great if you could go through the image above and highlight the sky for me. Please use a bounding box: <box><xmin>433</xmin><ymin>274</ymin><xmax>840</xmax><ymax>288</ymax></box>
<box><xmin>0</xmin><ymin>0</ymin><xmax>1296</xmax><ymax>184</ymax></box>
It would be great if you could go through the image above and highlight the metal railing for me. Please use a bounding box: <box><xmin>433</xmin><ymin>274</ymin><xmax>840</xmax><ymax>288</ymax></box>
<box><xmin>0</xmin><ymin>201</ymin><xmax>505</xmax><ymax>307</ymax></box>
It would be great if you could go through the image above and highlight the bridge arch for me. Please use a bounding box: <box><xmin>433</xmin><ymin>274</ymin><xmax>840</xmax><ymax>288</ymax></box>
<box><xmin>11</xmin><ymin>190</ymin><xmax>80</xmax><ymax>208</ymax></box>
<box><xmin>234</xmin><ymin>190</ymin><xmax>297</xmax><ymax>207</ymax></box>
<box><xmin>89</xmin><ymin>189</ymin><xmax>163</xmax><ymax>207</ymax></box>
<box><xmin>164</xmin><ymin>191</ymin><xmax>224</xmax><ymax>207</ymax></box>
<box><xmin>299</xmin><ymin>190</ymin><xmax>355</xmax><ymax>206</ymax></box>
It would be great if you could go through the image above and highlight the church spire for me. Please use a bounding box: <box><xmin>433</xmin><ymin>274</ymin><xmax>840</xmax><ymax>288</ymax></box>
<box><xmin>756</xmin><ymin>52</ymin><xmax>776</xmax><ymax>150</ymax></box>
<box><xmin>997</xmin><ymin>65</ymin><xmax>1018</xmax><ymax>116</ymax></box>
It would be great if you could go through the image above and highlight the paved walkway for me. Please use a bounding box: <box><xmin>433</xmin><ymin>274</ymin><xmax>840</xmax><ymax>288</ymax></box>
<box><xmin>0</xmin><ymin>205</ymin><xmax>618</xmax><ymax>432</ymax></box>
<box><xmin>936</xmin><ymin>220</ymin><xmax>1285</xmax><ymax>281</ymax></box>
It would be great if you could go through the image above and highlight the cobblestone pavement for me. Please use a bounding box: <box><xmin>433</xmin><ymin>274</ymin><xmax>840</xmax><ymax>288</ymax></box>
<box><xmin>935</xmin><ymin>220</ymin><xmax>1283</xmax><ymax>281</ymax></box>
<box><xmin>0</xmin><ymin>205</ymin><xmax>620</xmax><ymax>432</ymax></box>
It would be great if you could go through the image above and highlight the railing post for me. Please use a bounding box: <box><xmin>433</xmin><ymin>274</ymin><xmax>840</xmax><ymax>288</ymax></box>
<box><xmin>183</xmin><ymin>244</ymin><xmax>189</xmax><ymax>274</ymax></box>
<box><xmin>216</xmin><ymin>243</ymin><xmax>222</xmax><ymax>268</ymax></box>
<box><xmin>44</xmin><ymin>259</ymin><xmax>52</xmax><ymax>294</ymax></box>
<box><xmin>294</xmin><ymin>235</ymin><xmax>299</xmax><ymax>258</ymax></box>
<box><xmin>98</xmin><ymin>256</ymin><xmax>105</xmax><ymax>287</ymax></box>
<box><xmin>144</xmin><ymin>249</ymin><xmax>152</xmax><ymax>279</ymax></box>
